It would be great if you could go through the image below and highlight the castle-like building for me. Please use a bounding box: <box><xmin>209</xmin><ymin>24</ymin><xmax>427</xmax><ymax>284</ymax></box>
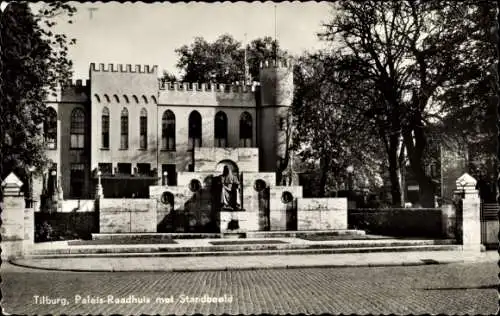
<box><xmin>43</xmin><ymin>60</ymin><xmax>294</xmax><ymax>200</ymax></box>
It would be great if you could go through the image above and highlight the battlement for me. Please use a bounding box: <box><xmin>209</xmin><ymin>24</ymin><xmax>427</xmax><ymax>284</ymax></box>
<box><xmin>259</xmin><ymin>58</ymin><xmax>294</xmax><ymax>69</ymax></box>
<box><xmin>90</xmin><ymin>63</ymin><xmax>158</xmax><ymax>74</ymax></box>
<box><xmin>60</xmin><ymin>79</ymin><xmax>90</xmax><ymax>89</ymax></box>
<box><xmin>158</xmin><ymin>81</ymin><xmax>254</xmax><ymax>93</ymax></box>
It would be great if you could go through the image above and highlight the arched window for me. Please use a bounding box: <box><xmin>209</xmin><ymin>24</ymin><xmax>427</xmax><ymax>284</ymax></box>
<box><xmin>101</xmin><ymin>107</ymin><xmax>110</xmax><ymax>149</ymax></box>
<box><xmin>214</xmin><ymin>111</ymin><xmax>228</xmax><ymax>147</ymax></box>
<box><xmin>70</xmin><ymin>108</ymin><xmax>85</xmax><ymax>149</ymax></box>
<box><xmin>139</xmin><ymin>108</ymin><xmax>147</xmax><ymax>149</ymax></box>
<box><xmin>104</xmin><ymin>94</ymin><xmax>110</xmax><ymax>103</ymax></box>
<box><xmin>162</xmin><ymin>110</ymin><xmax>176</xmax><ymax>151</ymax></box>
<box><xmin>142</xmin><ymin>95</ymin><xmax>148</xmax><ymax>104</ymax></box>
<box><xmin>120</xmin><ymin>108</ymin><xmax>129</xmax><ymax>149</ymax></box>
<box><xmin>132</xmin><ymin>95</ymin><xmax>139</xmax><ymax>103</ymax></box>
<box><xmin>239</xmin><ymin>111</ymin><xmax>253</xmax><ymax>147</ymax></box>
<box><xmin>123</xmin><ymin>95</ymin><xmax>129</xmax><ymax>103</ymax></box>
<box><xmin>113</xmin><ymin>95</ymin><xmax>120</xmax><ymax>103</ymax></box>
<box><xmin>188</xmin><ymin>111</ymin><xmax>202</xmax><ymax>149</ymax></box>
<box><xmin>44</xmin><ymin>107</ymin><xmax>57</xmax><ymax>149</ymax></box>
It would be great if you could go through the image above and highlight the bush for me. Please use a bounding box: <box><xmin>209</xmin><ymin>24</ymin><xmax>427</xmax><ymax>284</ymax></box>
<box><xmin>35</xmin><ymin>221</ymin><xmax>54</xmax><ymax>242</ymax></box>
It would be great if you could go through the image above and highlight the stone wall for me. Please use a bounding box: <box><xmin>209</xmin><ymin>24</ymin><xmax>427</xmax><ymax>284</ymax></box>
<box><xmin>194</xmin><ymin>148</ymin><xmax>259</xmax><ymax>173</ymax></box>
<box><xmin>99</xmin><ymin>198</ymin><xmax>156</xmax><ymax>233</ymax></box>
<box><xmin>297</xmin><ymin>198</ymin><xmax>348</xmax><ymax>230</ymax></box>
<box><xmin>269</xmin><ymin>186</ymin><xmax>303</xmax><ymax>231</ymax></box>
<box><xmin>150</xmin><ymin>184</ymin><xmax>217</xmax><ymax>233</ymax></box>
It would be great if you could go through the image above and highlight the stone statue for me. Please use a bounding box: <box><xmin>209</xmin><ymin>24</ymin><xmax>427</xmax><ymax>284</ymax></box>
<box><xmin>220</xmin><ymin>166</ymin><xmax>240</xmax><ymax>210</ymax></box>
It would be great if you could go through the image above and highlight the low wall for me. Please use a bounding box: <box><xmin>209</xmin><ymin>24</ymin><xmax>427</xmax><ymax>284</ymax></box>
<box><xmin>99</xmin><ymin>198</ymin><xmax>156</xmax><ymax>233</ymax></box>
<box><xmin>348</xmin><ymin>208</ymin><xmax>443</xmax><ymax>238</ymax></box>
<box><xmin>297</xmin><ymin>198</ymin><xmax>348</xmax><ymax>230</ymax></box>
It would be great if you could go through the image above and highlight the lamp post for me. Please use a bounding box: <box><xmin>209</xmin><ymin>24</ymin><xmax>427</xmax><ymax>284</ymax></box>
<box><xmin>27</xmin><ymin>165</ymin><xmax>35</xmax><ymax>208</ymax></box>
<box><xmin>163</xmin><ymin>171</ymin><xmax>168</xmax><ymax>186</ymax></box>
<box><xmin>50</xmin><ymin>170</ymin><xmax>57</xmax><ymax>201</ymax></box>
<box><xmin>346</xmin><ymin>165</ymin><xmax>354</xmax><ymax>191</ymax></box>
<box><xmin>95</xmin><ymin>170</ymin><xmax>103</xmax><ymax>199</ymax></box>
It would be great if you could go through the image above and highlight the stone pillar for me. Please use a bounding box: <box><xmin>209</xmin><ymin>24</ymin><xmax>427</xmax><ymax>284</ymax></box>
<box><xmin>1</xmin><ymin>172</ymin><xmax>31</xmax><ymax>259</ymax></box>
<box><xmin>456</xmin><ymin>173</ymin><xmax>481</xmax><ymax>252</ymax></box>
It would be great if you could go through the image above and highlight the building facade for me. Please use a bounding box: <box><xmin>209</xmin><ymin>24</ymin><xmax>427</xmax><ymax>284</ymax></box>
<box><xmin>43</xmin><ymin>60</ymin><xmax>294</xmax><ymax>199</ymax></box>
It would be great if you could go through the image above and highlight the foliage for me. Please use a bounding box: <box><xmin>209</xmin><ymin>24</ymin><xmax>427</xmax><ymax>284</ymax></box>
<box><xmin>175</xmin><ymin>34</ymin><xmax>288</xmax><ymax>84</ymax></box>
<box><xmin>292</xmin><ymin>52</ymin><xmax>386</xmax><ymax>197</ymax></box>
<box><xmin>318</xmin><ymin>1</ymin><xmax>497</xmax><ymax>206</ymax></box>
<box><xmin>0</xmin><ymin>2</ymin><xmax>76</xmax><ymax>188</ymax></box>
<box><xmin>161</xmin><ymin>70</ymin><xmax>178</xmax><ymax>82</ymax></box>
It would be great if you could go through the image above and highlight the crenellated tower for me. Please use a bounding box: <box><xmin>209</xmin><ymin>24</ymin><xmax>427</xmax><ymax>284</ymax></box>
<box><xmin>257</xmin><ymin>58</ymin><xmax>294</xmax><ymax>177</ymax></box>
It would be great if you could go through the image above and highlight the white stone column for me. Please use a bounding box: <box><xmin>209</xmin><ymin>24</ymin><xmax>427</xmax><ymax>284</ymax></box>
<box><xmin>455</xmin><ymin>173</ymin><xmax>481</xmax><ymax>252</ymax></box>
<box><xmin>1</xmin><ymin>173</ymin><xmax>27</xmax><ymax>259</ymax></box>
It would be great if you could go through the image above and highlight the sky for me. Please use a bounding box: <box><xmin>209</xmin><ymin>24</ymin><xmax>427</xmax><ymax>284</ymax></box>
<box><xmin>33</xmin><ymin>2</ymin><xmax>335</xmax><ymax>80</ymax></box>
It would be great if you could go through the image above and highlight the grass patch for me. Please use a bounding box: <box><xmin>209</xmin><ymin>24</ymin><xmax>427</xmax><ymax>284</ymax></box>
<box><xmin>300</xmin><ymin>234</ymin><xmax>392</xmax><ymax>241</ymax></box>
<box><xmin>210</xmin><ymin>240</ymin><xmax>288</xmax><ymax>245</ymax></box>
<box><xmin>68</xmin><ymin>237</ymin><xmax>177</xmax><ymax>246</ymax></box>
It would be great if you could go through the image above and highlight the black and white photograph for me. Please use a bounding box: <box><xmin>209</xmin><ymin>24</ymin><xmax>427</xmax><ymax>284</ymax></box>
<box><xmin>1</xmin><ymin>1</ymin><xmax>498</xmax><ymax>315</ymax></box>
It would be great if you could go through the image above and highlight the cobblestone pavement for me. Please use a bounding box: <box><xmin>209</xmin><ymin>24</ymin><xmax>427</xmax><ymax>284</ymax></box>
<box><xmin>2</xmin><ymin>261</ymin><xmax>497</xmax><ymax>315</ymax></box>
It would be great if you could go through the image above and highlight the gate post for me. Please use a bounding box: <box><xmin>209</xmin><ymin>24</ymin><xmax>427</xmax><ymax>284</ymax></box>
<box><xmin>455</xmin><ymin>173</ymin><xmax>481</xmax><ymax>252</ymax></box>
<box><xmin>1</xmin><ymin>172</ymin><xmax>30</xmax><ymax>259</ymax></box>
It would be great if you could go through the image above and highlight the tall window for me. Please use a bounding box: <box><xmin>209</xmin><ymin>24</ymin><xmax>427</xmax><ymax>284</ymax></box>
<box><xmin>161</xmin><ymin>110</ymin><xmax>176</xmax><ymax>151</ymax></box>
<box><xmin>70</xmin><ymin>108</ymin><xmax>85</xmax><ymax>149</ymax></box>
<box><xmin>214</xmin><ymin>111</ymin><xmax>228</xmax><ymax>147</ymax></box>
<box><xmin>188</xmin><ymin>111</ymin><xmax>202</xmax><ymax>149</ymax></box>
<box><xmin>120</xmin><ymin>108</ymin><xmax>129</xmax><ymax>149</ymax></box>
<box><xmin>139</xmin><ymin>108</ymin><xmax>147</xmax><ymax>149</ymax></box>
<box><xmin>44</xmin><ymin>107</ymin><xmax>57</xmax><ymax>149</ymax></box>
<box><xmin>239</xmin><ymin>111</ymin><xmax>252</xmax><ymax>147</ymax></box>
<box><xmin>101</xmin><ymin>107</ymin><xmax>110</xmax><ymax>149</ymax></box>
<box><xmin>70</xmin><ymin>163</ymin><xmax>85</xmax><ymax>198</ymax></box>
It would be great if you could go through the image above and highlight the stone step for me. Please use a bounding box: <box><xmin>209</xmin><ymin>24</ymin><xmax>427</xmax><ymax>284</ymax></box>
<box><xmin>29</xmin><ymin>239</ymin><xmax>456</xmax><ymax>257</ymax></box>
<box><xmin>246</xmin><ymin>229</ymin><xmax>366</xmax><ymax>238</ymax></box>
<box><xmin>92</xmin><ymin>233</ymin><xmax>222</xmax><ymax>240</ymax></box>
<box><xmin>25</xmin><ymin>244</ymin><xmax>462</xmax><ymax>259</ymax></box>
<box><xmin>92</xmin><ymin>230</ymin><xmax>367</xmax><ymax>240</ymax></box>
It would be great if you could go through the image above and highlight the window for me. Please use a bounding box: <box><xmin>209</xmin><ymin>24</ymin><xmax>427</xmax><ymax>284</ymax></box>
<box><xmin>117</xmin><ymin>163</ymin><xmax>132</xmax><ymax>175</ymax></box>
<box><xmin>70</xmin><ymin>163</ymin><xmax>85</xmax><ymax>198</ymax></box>
<box><xmin>44</xmin><ymin>107</ymin><xmax>57</xmax><ymax>149</ymax></box>
<box><xmin>120</xmin><ymin>108</ymin><xmax>128</xmax><ymax>149</ymax></box>
<box><xmin>214</xmin><ymin>111</ymin><xmax>228</xmax><ymax>147</ymax></box>
<box><xmin>162</xmin><ymin>110</ymin><xmax>176</xmax><ymax>151</ymax></box>
<box><xmin>98</xmin><ymin>163</ymin><xmax>112</xmax><ymax>175</ymax></box>
<box><xmin>137</xmin><ymin>163</ymin><xmax>151</xmax><ymax>176</ymax></box>
<box><xmin>139</xmin><ymin>108</ymin><xmax>147</xmax><ymax>149</ymax></box>
<box><xmin>70</xmin><ymin>108</ymin><xmax>85</xmax><ymax>149</ymax></box>
<box><xmin>239</xmin><ymin>111</ymin><xmax>252</xmax><ymax>147</ymax></box>
<box><xmin>188</xmin><ymin>111</ymin><xmax>202</xmax><ymax>149</ymax></box>
<box><xmin>101</xmin><ymin>107</ymin><xmax>110</xmax><ymax>149</ymax></box>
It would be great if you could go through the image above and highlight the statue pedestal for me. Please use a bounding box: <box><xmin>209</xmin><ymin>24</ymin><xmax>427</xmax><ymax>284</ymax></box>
<box><xmin>220</xmin><ymin>208</ymin><xmax>247</xmax><ymax>234</ymax></box>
